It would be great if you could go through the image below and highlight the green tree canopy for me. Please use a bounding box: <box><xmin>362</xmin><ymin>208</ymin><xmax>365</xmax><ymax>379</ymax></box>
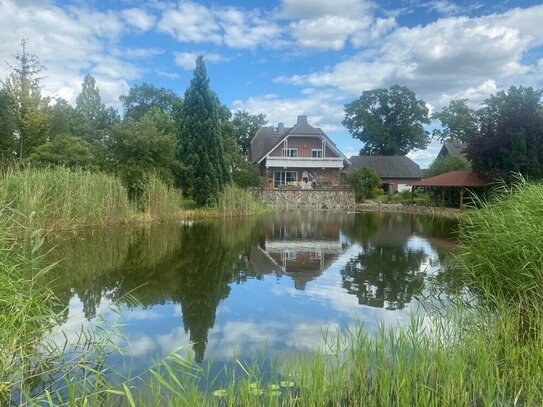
<box><xmin>28</xmin><ymin>134</ymin><xmax>94</xmax><ymax>168</ymax></box>
<box><xmin>466</xmin><ymin>86</ymin><xmax>543</xmax><ymax>181</ymax></box>
<box><xmin>106</xmin><ymin>108</ymin><xmax>180</xmax><ymax>198</ymax></box>
<box><xmin>119</xmin><ymin>83</ymin><xmax>183</xmax><ymax>122</ymax></box>
<box><xmin>432</xmin><ymin>99</ymin><xmax>479</xmax><ymax>143</ymax></box>
<box><xmin>425</xmin><ymin>155</ymin><xmax>470</xmax><ymax>178</ymax></box>
<box><xmin>74</xmin><ymin>75</ymin><xmax>120</xmax><ymax>143</ymax></box>
<box><xmin>3</xmin><ymin>39</ymin><xmax>50</xmax><ymax>160</ymax></box>
<box><xmin>343</xmin><ymin>85</ymin><xmax>430</xmax><ymax>155</ymax></box>
<box><xmin>231</xmin><ymin>110</ymin><xmax>267</xmax><ymax>156</ymax></box>
<box><xmin>177</xmin><ymin>56</ymin><xmax>231</xmax><ymax>205</ymax></box>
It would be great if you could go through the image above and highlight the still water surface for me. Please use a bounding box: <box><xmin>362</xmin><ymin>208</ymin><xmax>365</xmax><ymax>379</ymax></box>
<box><xmin>45</xmin><ymin>211</ymin><xmax>458</xmax><ymax>373</ymax></box>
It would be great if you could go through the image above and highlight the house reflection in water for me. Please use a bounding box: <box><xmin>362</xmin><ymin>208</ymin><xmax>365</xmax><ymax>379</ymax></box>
<box><xmin>249</xmin><ymin>212</ymin><xmax>351</xmax><ymax>290</ymax></box>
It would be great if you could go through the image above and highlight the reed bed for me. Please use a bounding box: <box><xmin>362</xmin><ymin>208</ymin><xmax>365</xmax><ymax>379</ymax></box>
<box><xmin>0</xmin><ymin>167</ymin><xmax>133</xmax><ymax>230</ymax></box>
<box><xmin>139</xmin><ymin>173</ymin><xmax>183</xmax><ymax>221</ymax></box>
<box><xmin>217</xmin><ymin>185</ymin><xmax>266</xmax><ymax>216</ymax></box>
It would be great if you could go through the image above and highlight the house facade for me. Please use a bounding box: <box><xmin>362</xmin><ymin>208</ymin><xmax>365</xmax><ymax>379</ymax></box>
<box><xmin>249</xmin><ymin>115</ymin><xmax>351</xmax><ymax>189</ymax></box>
<box><xmin>348</xmin><ymin>155</ymin><xmax>422</xmax><ymax>193</ymax></box>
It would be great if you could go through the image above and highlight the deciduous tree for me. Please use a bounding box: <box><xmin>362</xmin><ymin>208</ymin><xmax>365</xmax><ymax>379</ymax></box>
<box><xmin>120</xmin><ymin>83</ymin><xmax>182</xmax><ymax>122</ymax></box>
<box><xmin>432</xmin><ymin>99</ymin><xmax>478</xmax><ymax>143</ymax></box>
<box><xmin>343</xmin><ymin>85</ymin><xmax>430</xmax><ymax>155</ymax></box>
<box><xmin>231</xmin><ymin>110</ymin><xmax>267</xmax><ymax>156</ymax></box>
<box><xmin>466</xmin><ymin>86</ymin><xmax>543</xmax><ymax>180</ymax></box>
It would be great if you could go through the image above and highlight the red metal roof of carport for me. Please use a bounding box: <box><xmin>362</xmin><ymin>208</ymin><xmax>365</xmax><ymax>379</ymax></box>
<box><xmin>408</xmin><ymin>170</ymin><xmax>491</xmax><ymax>187</ymax></box>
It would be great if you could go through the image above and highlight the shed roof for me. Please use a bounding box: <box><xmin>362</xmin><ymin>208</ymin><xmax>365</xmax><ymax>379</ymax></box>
<box><xmin>409</xmin><ymin>170</ymin><xmax>490</xmax><ymax>187</ymax></box>
<box><xmin>348</xmin><ymin>155</ymin><xmax>422</xmax><ymax>179</ymax></box>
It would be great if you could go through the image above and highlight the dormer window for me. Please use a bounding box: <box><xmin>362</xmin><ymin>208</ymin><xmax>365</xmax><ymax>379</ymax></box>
<box><xmin>311</xmin><ymin>149</ymin><xmax>322</xmax><ymax>158</ymax></box>
<box><xmin>283</xmin><ymin>148</ymin><xmax>298</xmax><ymax>157</ymax></box>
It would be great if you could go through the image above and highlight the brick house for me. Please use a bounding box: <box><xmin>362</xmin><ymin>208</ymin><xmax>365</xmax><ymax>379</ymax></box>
<box><xmin>249</xmin><ymin>115</ymin><xmax>351</xmax><ymax>189</ymax></box>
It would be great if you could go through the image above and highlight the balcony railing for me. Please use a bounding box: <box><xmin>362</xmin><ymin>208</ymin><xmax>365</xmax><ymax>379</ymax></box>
<box><xmin>265</xmin><ymin>156</ymin><xmax>345</xmax><ymax>168</ymax></box>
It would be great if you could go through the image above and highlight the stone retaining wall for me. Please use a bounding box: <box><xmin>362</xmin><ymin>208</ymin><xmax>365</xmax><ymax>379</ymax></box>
<box><xmin>251</xmin><ymin>189</ymin><xmax>356</xmax><ymax>210</ymax></box>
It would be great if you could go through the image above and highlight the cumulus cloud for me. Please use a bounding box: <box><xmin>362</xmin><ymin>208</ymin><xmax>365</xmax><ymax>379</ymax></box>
<box><xmin>231</xmin><ymin>90</ymin><xmax>346</xmax><ymax>132</ymax></box>
<box><xmin>121</xmin><ymin>7</ymin><xmax>156</xmax><ymax>31</ymax></box>
<box><xmin>158</xmin><ymin>1</ymin><xmax>222</xmax><ymax>44</ymax></box>
<box><xmin>0</xmin><ymin>0</ymin><xmax>140</xmax><ymax>106</ymax></box>
<box><xmin>174</xmin><ymin>51</ymin><xmax>229</xmax><ymax>70</ymax></box>
<box><xmin>277</xmin><ymin>5</ymin><xmax>543</xmax><ymax>105</ymax></box>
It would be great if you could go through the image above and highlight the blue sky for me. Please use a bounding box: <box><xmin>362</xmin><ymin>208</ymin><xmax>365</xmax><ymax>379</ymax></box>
<box><xmin>1</xmin><ymin>0</ymin><xmax>542</xmax><ymax>167</ymax></box>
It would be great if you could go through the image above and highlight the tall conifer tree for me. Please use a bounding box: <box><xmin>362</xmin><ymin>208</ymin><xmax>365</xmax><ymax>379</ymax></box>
<box><xmin>177</xmin><ymin>56</ymin><xmax>230</xmax><ymax>205</ymax></box>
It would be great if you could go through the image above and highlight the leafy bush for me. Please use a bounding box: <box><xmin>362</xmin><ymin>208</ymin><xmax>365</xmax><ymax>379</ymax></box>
<box><xmin>425</xmin><ymin>154</ymin><xmax>470</xmax><ymax>178</ymax></box>
<box><xmin>343</xmin><ymin>167</ymin><xmax>381</xmax><ymax>202</ymax></box>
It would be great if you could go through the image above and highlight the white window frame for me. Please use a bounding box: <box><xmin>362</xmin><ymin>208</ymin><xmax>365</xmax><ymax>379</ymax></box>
<box><xmin>311</xmin><ymin>149</ymin><xmax>323</xmax><ymax>158</ymax></box>
<box><xmin>282</xmin><ymin>148</ymin><xmax>298</xmax><ymax>157</ymax></box>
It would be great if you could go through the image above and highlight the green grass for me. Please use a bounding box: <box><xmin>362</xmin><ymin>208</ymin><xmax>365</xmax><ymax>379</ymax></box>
<box><xmin>217</xmin><ymin>184</ymin><xmax>267</xmax><ymax>216</ymax></box>
<box><xmin>0</xmin><ymin>167</ymin><xmax>133</xmax><ymax>230</ymax></box>
<box><xmin>138</xmin><ymin>173</ymin><xmax>183</xmax><ymax>221</ymax></box>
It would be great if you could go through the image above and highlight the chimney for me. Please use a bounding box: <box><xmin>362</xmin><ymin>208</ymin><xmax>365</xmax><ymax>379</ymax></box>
<box><xmin>297</xmin><ymin>115</ymin><xmax>308</xmax><ymax>125</ymax></box>
<box><xmin>278</xmin><ymin>122</ymin><xmax>284</xmax><ymax>134</ymax></box>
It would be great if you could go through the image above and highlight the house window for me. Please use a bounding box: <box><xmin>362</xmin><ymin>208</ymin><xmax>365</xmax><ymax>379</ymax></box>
<box><xmin>311</xmin><ymin>149</ymin><xmax>322</xmax><ymax>158</ymax></box>
<box><xmin>282</xmin><ymin>148</ymin><xmax>298</xmax><ymax>157</ymax></box>
<box><xmin>282</xmin><ymin>250</ymin><xmax>297</xmax><ymax>261</ymax></box>
<box><xmin>274</xmin><ymin>171</ymin><xmax>297</xmax><ymax>188</ymax></box>
<box><xmin>310</xmin><ymin>250</ymin><xmax>322</xmax><ymax>260</ymax></box>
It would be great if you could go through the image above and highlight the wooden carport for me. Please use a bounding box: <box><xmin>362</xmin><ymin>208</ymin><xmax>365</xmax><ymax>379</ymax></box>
<box><xmin>408</xmin><ymin>170</ymin><xmax>491</xmax><ymax>209</ymax></box>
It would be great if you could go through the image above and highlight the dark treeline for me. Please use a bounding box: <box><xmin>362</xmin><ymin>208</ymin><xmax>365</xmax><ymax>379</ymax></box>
<box><xmin>0</xmin><ymin>41</ymin><xmax>266</xmax><ymax>205</ymax></box>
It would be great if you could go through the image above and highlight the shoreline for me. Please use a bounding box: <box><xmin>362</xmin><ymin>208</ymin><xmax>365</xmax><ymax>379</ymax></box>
<box><xmin>355</xmin><ymin>201</ymin><xmax>464</xmax><ymax>218</ymax></box>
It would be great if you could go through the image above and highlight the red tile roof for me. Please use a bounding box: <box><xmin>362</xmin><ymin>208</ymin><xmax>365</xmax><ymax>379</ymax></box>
<box><xmin>408</xmin><ymin>170</ymin><xmax>491</xmax><ymax>187</ymax></box>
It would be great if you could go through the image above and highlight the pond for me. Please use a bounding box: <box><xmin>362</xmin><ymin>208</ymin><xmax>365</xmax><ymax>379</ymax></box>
<box><xmin>43</xmin><ymin>211</ymin><xmax>459</xmax><ymax>375</ymax></box>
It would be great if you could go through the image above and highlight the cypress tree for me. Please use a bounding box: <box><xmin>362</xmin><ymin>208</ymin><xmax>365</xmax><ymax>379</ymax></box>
<box><xmin>177</xmin><ymin>56</ymin><xmax>231</xmax><ymax>205</ymax></box>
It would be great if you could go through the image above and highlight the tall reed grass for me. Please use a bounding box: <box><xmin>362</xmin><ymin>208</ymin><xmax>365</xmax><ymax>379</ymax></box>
<box><xmin>0</xmin><ymin>167</ymin><xmax>133</xmax><ymax>230</ymax></box>
<box><xmin>217</xmin><ymin>184</ymin><xmax>266</xmax><ymax>216</ymax></box>
<box><xmin>456</xmin><ymin>179</ymin><xmax>543</xmax><ymax>304</ymax></box>
<box><xmin>138</xmin><ymin>173</ymin><xmax>183</xmax><ymax>221</ymax></box>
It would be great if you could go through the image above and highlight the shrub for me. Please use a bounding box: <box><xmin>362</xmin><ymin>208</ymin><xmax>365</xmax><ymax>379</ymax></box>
<box><xmin>343</xmin><ymin>167</ymin><xmax>380</xmax><ymax>202</ymax></box>
<box><xmin>425</xmin><ymin>154</ymin><xmax>470</xmax><ymax>178</ymax></box>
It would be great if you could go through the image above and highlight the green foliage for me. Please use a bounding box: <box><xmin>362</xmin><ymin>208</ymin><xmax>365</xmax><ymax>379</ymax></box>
<box><xmin>0</xmin><ymin>167</ymin><xmax>132</xmax><ymax>230</ymax></box>
<box><xmin>120</xmin><ymin>82</ymin><xmax>183</xmax><ymax>122</ymax></box>
<box><xmin>106</xmin><ymin>108</ymin><xmax>180</xmax><ymax>199</ymax></box>
<box><xmin>343</xmin><ymin>85</ymin><xmax>430</xmax><ymax>155</ymax></box>
<box><xmin>74</xmin><ymin>74</ymin><xmax>120</xmax><ymax>144</ymax></box>
<box><xmin>0</xmin><ymin>88</ymin><xmax>16</xmax><ymax>163</ymax></box>
<box><xmin>3</xmin><ymin>40</ymin><xmax>50</xmax><ymax>160</ymax></box>
<box><xmin>139</xmin><ymin>173</ymin><xmax>182</xmax><ymax>220</ymax></box>
<box><xmin>231</xmin><ymin>110</ymin><xmax>267</xmax><ymax>156</ymax></box>
<box><xmin>217</xmin><ymin>184</ymin><xmax>266</xmax><ymax>215</ymax></box>
<box><xmin>425</xmin><ymin>154</ymin><xmax>470</xmax><ymax>178</ymax></box>
<box><xmin>467</xmin><ymin>86</ymin><xmax>543</xmax><ymax>181</ymax></box>
<box><xmin>344</xmin><ymin>167</ymin><xmax>380</xmax><ymax>202</ymax></box>
<box><xmin>177</xmin><ymin>56</ymin><xmax>231</xmax><ymax>205</ymax></box>
<box><xmin>432</xmin><ymin>99</ymin><xmax>478</xmax><ymax>143</ymax></box>
<box><xmin>457</xmin><ymin>179</ymin><xmax>543</xmax><ymax>305</ymax></box>
<box><xmin>28</xmin><ymin>134</ymin><xmax>94</xmax><ymax>168</ymax></box>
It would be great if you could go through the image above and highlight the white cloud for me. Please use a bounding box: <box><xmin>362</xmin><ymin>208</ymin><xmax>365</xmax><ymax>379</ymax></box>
<box><xmin>0</xmin><ymin>0</ymin><xmax>141</xmax><ymax>107</ymax></box>
<box><xmin>174</xmin><ymin>51</ymin><xmax>228</xmax><ymax>71</ymax></box>
<box><xmin>278</xmin><ymin>5</ymin><xmax>543</xmax><ymax>104</ymax></box>
<box><xmin>158</xmin><ymin>1</ymin><xmax>222</xmax><ymax>44</ymax></box>
<box><xmin>123</xmin><ymin>47</ymin><xmax>164</xmax><ymax>59</ymax></box>
<box><xmin>231</xmin><ymin>90</ymin><xmax>346</xmax><ymax>133</ymax></box>
<box><xmin>278</xmin><ymin>0</ymin><xmax>373</xmax><ymax>19</ymax></box>
<box><xmin>121</xmin><ymin>8</ymin><xmax>156</xmax><ymax>31</ymax></box>
<box><xmin>290</xmin><ymin>16</ymin><xmax>370</xmax><ymax>51</ymax></box>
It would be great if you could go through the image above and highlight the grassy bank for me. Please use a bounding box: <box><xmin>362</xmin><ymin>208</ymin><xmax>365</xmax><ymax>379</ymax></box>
<box><xmin>0</xmin><ymin>168</ymin><xmax>266</xmax><ymax>231</ymax></box>
<box><xmin>4</xmin><ymin>179</ymin><xmax>543</xmax><ymax>405</ymax></box>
